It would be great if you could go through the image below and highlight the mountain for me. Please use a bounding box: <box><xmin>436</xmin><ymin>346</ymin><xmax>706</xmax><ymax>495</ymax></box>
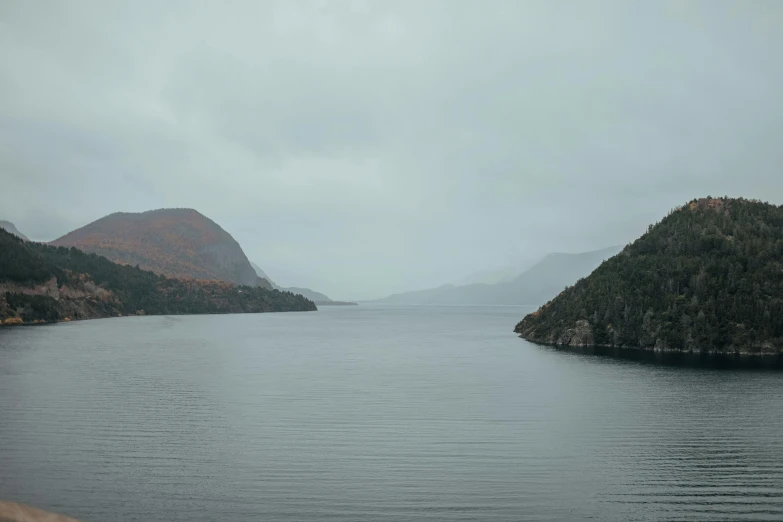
<box><xmin>372</xmin><ymin>246</ymin><xmax>621</xmax><ymax>306</ymax></box>
<box><xmin>51</xmin><ymin>209</ymin><xmax>270</xmax><ymax>288</ymax></box>
<box><xmin>515</xmin><ymin>197</ymin><xmax>783</xmax><ymax>355</ymax></box>
<box><xmin>460</xmin><ymin>266</ymin><xmax>523</xmax><ymax>285</ymax></box>
<box><xmin>250</xmin><ymin>262</ymin><xmax>274</xmax><ymax>285</ymax></box>
<box><xmin>372</xmin><ymin>284</ymin><xmax>456</xmax><ymax>304</ymax></box>
<box><xmin>495</xmin><ymin>246</ymin><xmax>623</xmax><ymax>305</ymax></box>
<box><xmin>249</xmin><ymin>261</ymin><xmax>356</xmax><ymax>305</ymax></box>
<box><xmin>0</xmin><ymin>220</ymin><xmax>28</xmax><ymax>241</ymax></box>
<box><xmin>0</xmin><ymin>227</ymin><xmax>315</xmax><ymax>325</ymax></box>
<box><xmin>284</xmin><ymin>286</ymin><xmax>330</xmax><ymax>302</ymax></box>
<box><xmin>460</xmin><ymin>257</ymin><xmax>539</xmax><ymax>286</ymax></box>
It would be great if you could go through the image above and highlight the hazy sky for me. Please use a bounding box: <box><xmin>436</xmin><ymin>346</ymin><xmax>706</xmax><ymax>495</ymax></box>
<box><xmin>1</xmin><ymin>1</ymin><xmax>782</xmax><ymax>300</ymax></box>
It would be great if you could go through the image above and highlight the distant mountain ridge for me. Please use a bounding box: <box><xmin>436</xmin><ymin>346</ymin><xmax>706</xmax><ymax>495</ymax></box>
<box><xmin>52</xmin><ymin>209</ymin><xmax>270</xmax><ymax>288</ymax></box>
<box><xmin>249</xmin><ymin>262</ymin><xmax>356</xmax><ymax>305</ymax></box>
<box><xmin>372</xmin><ymin>246</ymin><xmax>622</xmax><ymax>306</ymax></box>
<box><xmin>460</xmin><ymin>257</ymin><xmax>539</xmax><ymax>286</ymax></box>
<box><xmin>250</xmin><ymin>262</ymin><xmax>274</xmax><ymax>285</ymax></box>
<box><xmin>0</xmin><ymin>220</ymin><xmax>28</xmax><ymax>241</ymax></box>
<box><xmin>372</xmin><ymin>284</ymin><xmax>456</xmax><ymax>305</ymax></box>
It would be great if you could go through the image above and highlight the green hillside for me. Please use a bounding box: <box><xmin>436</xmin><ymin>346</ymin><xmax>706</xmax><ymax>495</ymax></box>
<box><xmin>0</xmin><ymin>228</ymin><xmax>315</xmax><ymax>325</ymax></box>
<box><xmin>515</xmin><ymin>198</ymin><xmax>783</xmax><ymax>355</ymax></box>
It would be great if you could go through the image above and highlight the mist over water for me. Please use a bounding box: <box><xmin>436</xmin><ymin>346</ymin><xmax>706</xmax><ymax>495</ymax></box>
<box><xmin>1</xmin><ymin>306</ymin><xmax>781</xmax><ymax>522</ymax></box>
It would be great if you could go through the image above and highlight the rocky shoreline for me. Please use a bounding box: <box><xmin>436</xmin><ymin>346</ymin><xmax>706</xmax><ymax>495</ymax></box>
<box><xmin>517</xmin><ymin>320</ymin><xmax>783</xmax><ymax>357</ymax></box>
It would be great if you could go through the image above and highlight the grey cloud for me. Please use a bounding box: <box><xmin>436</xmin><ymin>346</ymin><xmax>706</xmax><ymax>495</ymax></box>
<box><xmin>1</xmin><ymin>1</ymin><xmax>782</xmax><ymax>300</ymax></box>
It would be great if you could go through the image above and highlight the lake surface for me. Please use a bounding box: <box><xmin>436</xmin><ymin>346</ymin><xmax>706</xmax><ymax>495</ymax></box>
<box><xmin>1</xmin><ymin>305</ymin><xmax>782</xmax><ymax>521</ymax></box>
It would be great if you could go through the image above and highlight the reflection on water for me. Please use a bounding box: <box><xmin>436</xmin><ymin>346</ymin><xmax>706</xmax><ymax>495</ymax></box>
<box><xmin>544</xmin><ymin>344</ymin><xmax>783</xmax><ymax>370</ymax></box>
<box><xmin>1</xmin><ymin>306</ymin><xmax>781</xmax><ymax>522</ymax></box>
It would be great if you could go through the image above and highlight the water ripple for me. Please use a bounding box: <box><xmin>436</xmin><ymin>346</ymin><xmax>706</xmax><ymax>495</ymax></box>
<box><xmin>1</xmin><ymin>306</ymin><xmax>781</xmax><ymax>522</ymax></box>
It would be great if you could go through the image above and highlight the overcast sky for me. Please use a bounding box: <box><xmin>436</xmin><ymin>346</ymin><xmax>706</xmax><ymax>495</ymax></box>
<box><xmin>1</xmin><ymin>1</ymin><xmax>782</xmax><ymax>299</ymax></box>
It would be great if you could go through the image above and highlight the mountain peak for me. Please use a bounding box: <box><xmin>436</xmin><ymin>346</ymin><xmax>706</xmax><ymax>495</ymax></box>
<box><xmin>51</xmin><ymin>209</ymin><xmax>263</xmax><ymax>287</ymax></box>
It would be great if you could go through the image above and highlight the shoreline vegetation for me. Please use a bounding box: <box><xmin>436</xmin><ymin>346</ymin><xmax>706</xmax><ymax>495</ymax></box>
<box><xmin>516</xmin><ymin>197</ymin><xmax>783</xmax><ymax>357</ymax></box>
<box><xmin>0</xmin><ymin>228</ymin><xmax>316</xmax><ymax>327</ymax></box>
<box><xmin>527</xmin><ymin>338</ymin><xmax>783</xmax><ymax>360</ymax></box>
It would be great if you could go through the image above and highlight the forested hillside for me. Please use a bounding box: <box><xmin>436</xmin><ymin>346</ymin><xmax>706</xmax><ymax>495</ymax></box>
<box><xmin>515</xmin><ymin>198</ymin><xmax>783</xmax><ymax>354</ymax></box>
<box><xmin>0</xmin><ymin>229</ymin><xmax>315</xmax><ymax>325</ymax></box>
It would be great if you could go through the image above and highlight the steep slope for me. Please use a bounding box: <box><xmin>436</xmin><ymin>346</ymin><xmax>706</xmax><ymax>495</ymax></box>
<box><xmin>52</xmin><ymin>209</ymin><xmax>269</xmax><ymax>288</ymax></box>
<box><xmin>284</xmin><ymin>286</ymin><xmax>330</xmax><ymax>302</ymax></box>
<box><xmin>0</xmin><ymin>228</ymin><xmax>315</xmax><ymax>325</ymax></box>
<box><xmin>0</xmin><ymin>220</ymin><xmax>28</xmax><ymax>241</ymax></box>
<box><xmin>250</xmin><ymin>262</ymin><xmax>274</xmax><ymax>285</ymax></box>
<box><xmin>249</xmin><ymin>261</ymin><xmax>352</xmax><ymax>304</ymax></box>
<box><xmin>515</xmin><ymin>197</ymin><xmax>783</xmax><ymax>354</ymax></box>
<box><xmin>371</xmin><ymin>246</ymin><xmax>621</xmax><ymax>306</ymax></box>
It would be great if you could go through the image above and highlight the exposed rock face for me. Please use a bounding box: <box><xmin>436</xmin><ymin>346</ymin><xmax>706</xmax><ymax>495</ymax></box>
<box><xmin>51</xmin><ymin>209</ymin><xmax>264</xmax><ymax>287</ymax></box>
<box><xmin>0</xmin><ymin>275</ymin><xmax>123</xmax><ymax>324</ymax></box>
<box><xmin>556</xmin><ymin>320</ymin><xmax>594</xmax><ymax>346</ymax></box>
<box><xmin>515</xmin><ymin>318</ymin><xmax>593</xmax><ymax>347</ymax></box>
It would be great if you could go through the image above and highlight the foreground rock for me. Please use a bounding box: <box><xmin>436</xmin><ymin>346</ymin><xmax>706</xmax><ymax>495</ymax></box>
<box><xmin>0</xmin><ymin>501</ymin><xmax>81</xmax><ymax>522</ymax></box>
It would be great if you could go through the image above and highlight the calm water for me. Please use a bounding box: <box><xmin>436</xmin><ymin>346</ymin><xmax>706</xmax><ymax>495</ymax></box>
<box><xmin>1</xmin><ymin>305</ymin><xmax>781</xmax><ymax>521</ymax></box>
